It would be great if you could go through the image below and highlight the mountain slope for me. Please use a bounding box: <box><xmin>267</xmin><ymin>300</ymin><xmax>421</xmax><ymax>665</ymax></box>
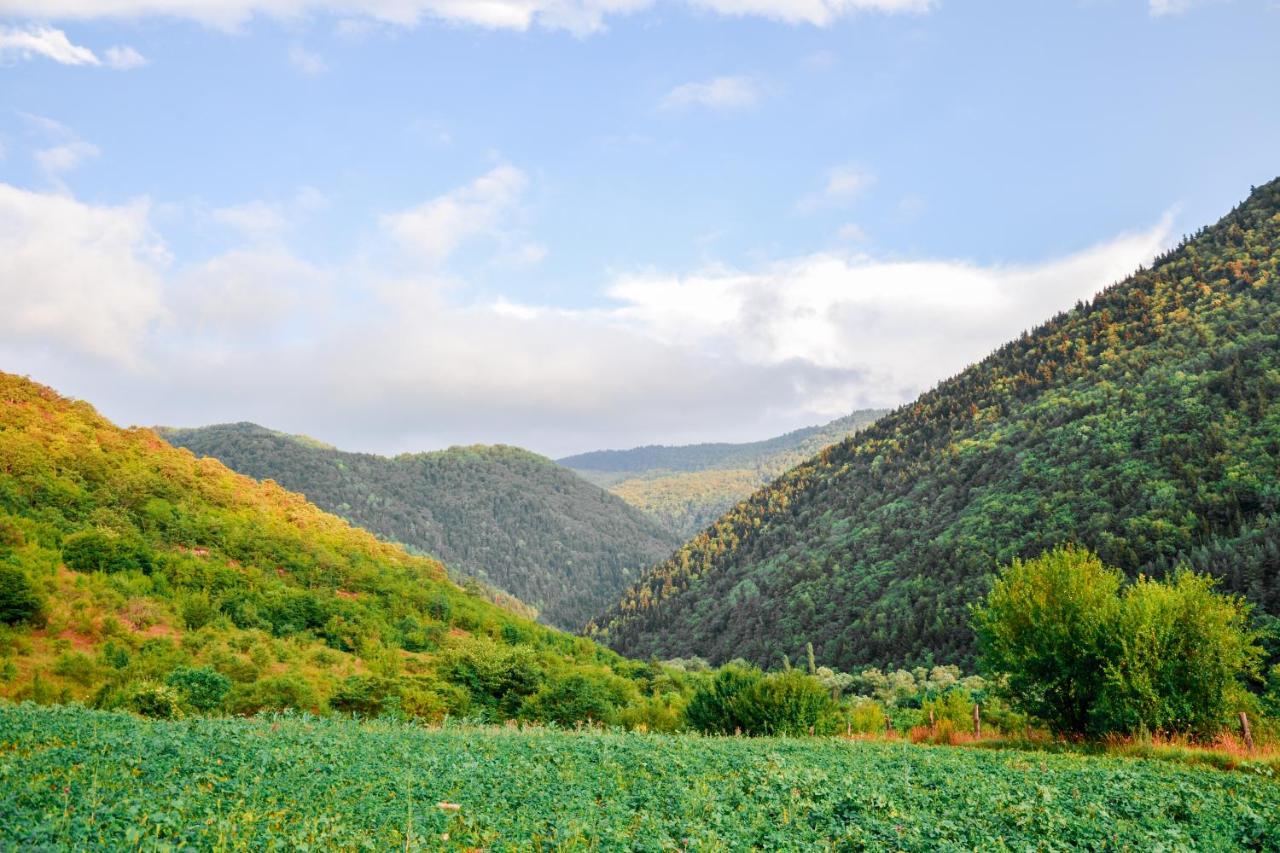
<box><xmin>591</xmin><ymin>178</ymin><xmax>1280</xmax><ymax>671</ymax></box>
<box><xmin>158</xmin><ymin>424</ymin><xmax>679</xmax><ymax>629</ymax></box>
<box><xmin>560</xmin><ymin>410</ymin><xmax>886</xmax><ymax>538</ymax></box>
<box><xmin>0</xmin><ymin>371</ymin><xmax>670</xmax><ymax>719</ymax></box>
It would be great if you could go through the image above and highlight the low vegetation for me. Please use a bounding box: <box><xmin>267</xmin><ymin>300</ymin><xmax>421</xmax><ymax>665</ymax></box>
<box><xmin>4</xmin><ymin>703</ymin><xmax>1278</xmax><ymax>850</ymax></box>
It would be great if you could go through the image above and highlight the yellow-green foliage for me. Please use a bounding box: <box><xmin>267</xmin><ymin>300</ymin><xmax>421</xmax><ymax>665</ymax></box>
<box><xmin>0</xmin><ymin>372</ymin><xmax>688</xmax><ymax>723</ymax></box>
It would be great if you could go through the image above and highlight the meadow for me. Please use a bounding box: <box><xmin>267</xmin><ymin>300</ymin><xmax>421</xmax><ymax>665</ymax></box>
<box><xmin>2</xmin><ymin>702</ymin><xmax>1277</xmax><ymax>851</ymax></box>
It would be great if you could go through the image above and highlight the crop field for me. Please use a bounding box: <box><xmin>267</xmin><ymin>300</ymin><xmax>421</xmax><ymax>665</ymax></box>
<box><xmin>1</xmin><ymin>703</ymin><xmax>1277</xmax><ymax>851</ymax></box>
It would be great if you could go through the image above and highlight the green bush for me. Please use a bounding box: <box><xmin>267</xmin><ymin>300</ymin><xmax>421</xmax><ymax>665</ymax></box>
<box><xmin>330</xmin><ymin>675</ymin><xmax>398</xmax><ymax>717</ymax></box>
<box><xmin>522</xmin><ymin>671</ymin><xmax>628</xmax><ymax>727</ymax></box>
<box><xmin>439</xmin><ymin>639</ymin><xmax>544</xmax><ymax>720</ymax></box>
<box><xmin>61</xmin><ymin>530</ymin><xmax>153</xmax><ymax>575</ymax></box>
<box><xmin>228</xmin><ymin>673</ymin><xmax>321</xmax><ymax>715</ymax></box>
<box><xmin>975</xmin><ymin>546</ymin><xmax>1263</xmax><ymax>739</ymax></box>
<box><xmin>973</xmin><ymin>546</ymin><xmax>1120</xmax><ymax>735</ymax></box>
<box><xmin>684</xmin><ymin>664</ymin><xmax>763</xmax><ymax>735</ymax></box>
<box><xmin>165</xmin><ymin>666</ymin><xmax>231</xmax><ymax>713</ymax></box>
<box><xmin>0</xmin><ymin>560</ymin><xmax>45</xmax><ymax>627</ymax></box>
<box><xmin>686</xmin><ymin>666</ymin><xmax>837</xmax><ymax>736</ymax></box>
<box><xmin>177</xmin><ymin>589</ymin><xmax>217</xmax><ymax>630</ymax></box>
<box><xmin>1092</xmin><ymin>571</ymin><xmax>1262</xmax><ymax>738</ymax></box>
<box><xmin>129</xmin><ymin>681</ymin><xmax>184</xmax><ymax>719</ymax></box>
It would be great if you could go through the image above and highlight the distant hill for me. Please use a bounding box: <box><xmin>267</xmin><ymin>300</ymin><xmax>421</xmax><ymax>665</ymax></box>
<box><xmin>560</xmin><ymin>410</ymin><xmax>887</xmax><ymax>538</ymax></box>
<box><xmin>0</xmin><ymin>372</ymin><xmax>662</xmax><ymax>720</ymax></box>
<box><xmin>158</xmin><ymin>424</ymin><xmax>679</xmax><ymax>629</ymax></box>
<box><xmin>592</xmin><ymin>178</ymin><xmax>1280</xmax><ymax>671</ymax></box>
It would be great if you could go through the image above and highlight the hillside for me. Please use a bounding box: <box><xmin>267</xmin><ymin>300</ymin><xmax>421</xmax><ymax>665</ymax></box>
<box><xmin>158</xmin><ymin>424</ymin><xmax>679</xmax><ymax>630</ymax></box>
<box><xmin>0</xmin><ymin>372</ymin><xmax>677</xmax><ymax>722</ymax></box>
<box><xmin>560</xmin><ymin>410</ymin><xmax>886</xmax><ymax>538</ymax></box>
<box><xmin>592</xmin><ymin>178</ymin><xmax>1280</xmax><ymax>671</ymax></box>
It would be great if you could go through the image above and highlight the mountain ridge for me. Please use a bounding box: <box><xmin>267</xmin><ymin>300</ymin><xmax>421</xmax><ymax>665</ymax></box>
<box><xmin>591</xmin><ymin>177</ymin><xmax>1280</xmax><ymax>671</ymax></box>
<box><xmin>158</xmin><ymin>422</ymin><xmax>680</xmax><ymax>630</ymax></box>
<box><xmin>560</xmin><ymin>409</ymin><xmax>887</xmax><ymax>537</ymax></box>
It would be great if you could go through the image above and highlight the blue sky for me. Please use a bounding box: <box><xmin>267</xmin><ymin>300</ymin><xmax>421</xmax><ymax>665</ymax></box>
<box><xmin>1</xmin><ymin>0</ymin><xmax>1277</xmax><ymax>456</ymax></box>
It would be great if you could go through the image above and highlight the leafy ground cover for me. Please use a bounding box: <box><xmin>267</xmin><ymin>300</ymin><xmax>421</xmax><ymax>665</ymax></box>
<box><xmin>2</xmin><ymin>702</ymin><xmax>1277</xmax><ymax>850</ymax></box>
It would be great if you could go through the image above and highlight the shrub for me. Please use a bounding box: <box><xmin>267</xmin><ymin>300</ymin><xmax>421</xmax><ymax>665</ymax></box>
<box><xmin>52</xmin><ymin>651</ymin><xmax>99</xmax><ymax>687</ymax></box>
<box><xmin>1093</xmin><ymin>571</ymin><xmax>1262</xmax><ymax>739</ymax></box>
<box><xmin>129</xmin><ymin>681</ymin><xmax>184</xmax><ymax>719</ymax></box>
<box><xmin>166</xmin><ymin>666</ymin><xmax>232</xmax><ymax>713</ymax></box>
<box><xmin>975</xmin><ymin>547</ymin><xmax>1263</xmax><ymax>739</ymax></box>
<box><xmin>523</xmin><ymin>671</ymin><xmax>628</xmax><ymax>727</ymax></box>
<box><xmin>62</xmin><ymin>530</ymin><xmax>153</xmax><ymax>575</ymax></box>
<box><xmin>685</xmin><ymin>664</ymin><xmax>764</xmax><ymax>735</ymax></box>
<box><xmin>228</xmin><ymin>673</ymin><xmax>321</xmax><ymax>715</ymax></box>
<box><xmin>686</xmin><ymin>666</ymin><xmax>838</xmax><ymax>736</ymax></box>
<box><xmin>845</xmin><ymin>698</ymin><xmax>887</xmax><ymax>734</ymax></box>
<box><xmin>973</xmin><ymin>546</ymin><xmax>1122</xmax><ymax>735</ymax></box>
<box><xmin>177</xmin><ymin>589</ymin><xmax>216</xmax><ymax>630</ymax></box>
<box><xmin>330</xmin><ymin>675</ymin><xmax>398</xmax><ymax>717</ymax></box>
<box><xmin>0</xmin><ymin>561</ymin><xmax>45</xmax><ymax>627</ymax></box>
<box><xmin>439</xmin><ymin>639</ymin><xmax>544</xmax><ymax>720</ymax></box>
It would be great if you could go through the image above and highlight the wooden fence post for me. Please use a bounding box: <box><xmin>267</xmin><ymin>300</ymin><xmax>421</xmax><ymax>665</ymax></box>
<box><xmin>972</xmin><ymin>703</ymin><xmax>981</xmax><ymax>738</ymax></box>
<box><xmin>928</xmin><ymin>710</ymin><xmax>935</xmax><ymax>733</ymax></box>
<box><xmin>1240</xmin><ymin>712</ymin><xmax>1254</xmax><ymax>751</ymax></box>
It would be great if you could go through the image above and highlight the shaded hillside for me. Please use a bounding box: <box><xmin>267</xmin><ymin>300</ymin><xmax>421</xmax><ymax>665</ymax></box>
<box><xmin>561</xmin><ymin>410</ymin><xmax>886</xmax><ymax>538</ymax></box>
<box><xmin>158</xmin><ymin>425</ymin><xmax>679</xmax><ymax>629</ymax></box>
<box><xmin>0</xmin><ymin>371</ymin><xmax>676</xmax><ymax>720</ymax></box>
<box><xmin>592</xmin><ymin>179</ymin><xmax>1280</xmax><ymax>670</ymax></box>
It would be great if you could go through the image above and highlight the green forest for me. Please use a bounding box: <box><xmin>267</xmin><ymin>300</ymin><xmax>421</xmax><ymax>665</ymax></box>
<box><xmin>561</xmin><ymin>409</ymin><xmax>886</xmax><ymax>538</ymax></box>
<box><xmin>160</xmin><ymin>423</ymin><xmax>678</xmax><ymax>629</ymax></box>
<box><xmin>592</xmin><ymin>178</ymin><xmax>1280</xmax><ymax>672</ymax></box>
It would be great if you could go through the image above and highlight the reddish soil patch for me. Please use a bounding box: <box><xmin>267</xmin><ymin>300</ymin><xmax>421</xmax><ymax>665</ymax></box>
<box><xmin>335</xmin><ymin>589</ymin><xmax>359</xmax><ymax>600</ymax></box>
<box><xmin>56</xmin><ymin>629</ymin><xmax>98</xmax><ymax>652</ymax></box>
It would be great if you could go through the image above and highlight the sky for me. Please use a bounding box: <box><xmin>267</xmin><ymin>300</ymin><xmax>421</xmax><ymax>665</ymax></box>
<box><xmin>1</xmin><ymin>0</ymin><xmax>1277</xmax><ymax>458</ymax></box>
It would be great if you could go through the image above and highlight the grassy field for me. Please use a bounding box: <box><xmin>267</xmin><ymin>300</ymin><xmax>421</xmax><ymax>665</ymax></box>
<box><xmin>3</xmin><ymin>703</ymin><xmax>1278</xmax><ymax>850</ymax></box>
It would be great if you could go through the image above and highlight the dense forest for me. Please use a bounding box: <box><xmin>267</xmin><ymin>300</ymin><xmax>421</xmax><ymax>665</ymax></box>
<box><xmin>561</xmin><ymin>410</ymin><xmax>885</xmax><ymax>538</ymax></box>
<box><xmin>591</xmin><ymin>178</ymin><xmax>1280</xmax><ymax>672</ymax></box>
<box><xmin>0</xmin><ymin>372</ymin><xmax>693</xmax><ymax>723</ymax></box>
<box><xmin>159</xmin><ymin>424</ymin><xmax>678</xmax><ymax>629</ymax></box>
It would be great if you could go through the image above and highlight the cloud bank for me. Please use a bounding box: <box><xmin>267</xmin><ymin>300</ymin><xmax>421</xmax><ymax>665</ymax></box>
<box><xmin>0</xmin><ymin>168</ymin><xmax>1173</xmax><ymax>457</ymax></box>
<box><xmin>0</xmin><ymin>0</ymin><xmax>932</xmax><ymax>33</ymax></box>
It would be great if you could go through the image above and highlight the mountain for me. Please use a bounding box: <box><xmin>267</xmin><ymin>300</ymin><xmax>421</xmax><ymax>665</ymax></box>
<box><xmin>157</xmin><ymin>424</ymin><xmax>679</xmax><ymax>630</ymax></box>
<box><xmin>591</xmin><ymin>178</ymin><xmax>1280</xmax><ymax>671</ymax></box>
<box><xmin>0</xmin><ymin>372</ymin><xmax>671</xmax><ymax>720</ymax></box>
<box><xmin>560</xmin><ymin>410</ymin><xmax>887</xmax><ymax>538</ymax></box>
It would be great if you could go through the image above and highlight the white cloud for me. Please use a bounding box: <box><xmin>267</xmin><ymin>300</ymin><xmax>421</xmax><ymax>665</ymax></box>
<box><xmin>688</xmin><ymin>0</ymin><xmax>934</xmax><ymax>25</ymax></box>
<box><xmin>288</xmin><ymin>44</ymin><xmax>326</xmax><ymax>74</ymax></box>
<box><xmin>0</xmin><ymin>24</ymin><xmax>98</xmax><ymax>65</ymax></box>
<box><xmin>210</xmin><ymin>187</ymin><xmax>329</xmax><ymax>241</ymax></box>
<box><xmin>661</xmin><ymin>75</ymin><xmax>762</xmax><ymax>112</ymax></box>
<box><xmin>0</xmin><ymin>0</ymin><xmax>929</xmax><ymax>33</ymax></box>
<box><xmin>0</xmin><ymin>184</ymin><xmax>168</xmax><ymax>364</ymax></box>
<box><xmin>798</xmin><ymin>164</ymin><xmax>875</xmax><ymax>212</ymax></box>
<box><xmin>104</xmin><ymin>45</ymin><xmax>148</xmax><ymax>68</ymax></box>
<box><xmin>380</xmin><ymin>164</ymin><xmax>528</xmax><ymax>264</ymax></box>
<box><xmin>0</xmin><ymin>172</ymin><xmax>1175</xmax><ymax>457</ymax></box>
<box><xmin>0</xmin><ymin>24</ymin><xmax>145</xmax><ymax>68</ymax></box>
<box><xmin>35</xmin><ymin>140</ymin><xmax>100</xmax><ymax>177</ymax></box>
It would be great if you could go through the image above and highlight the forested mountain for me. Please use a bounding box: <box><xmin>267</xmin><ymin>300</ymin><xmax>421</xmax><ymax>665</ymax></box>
<box><xmin>591</xmin><ymin>178</ymin><xmax>1280</xmax><ymax>671</ymax></box>
<box><xmin>560</xmin><ymin>410</ymin><xmax>886</xmax><ymax>538</ymax></box>
<box><xmin>0</xmin><ymin>372</ymin><xmax>679</xmax><ymax>720</ymax></box>
<box><xmin>158</xmin><ymin>424</ymin><xmax>679</xmax><ymax>629</ymax></box>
